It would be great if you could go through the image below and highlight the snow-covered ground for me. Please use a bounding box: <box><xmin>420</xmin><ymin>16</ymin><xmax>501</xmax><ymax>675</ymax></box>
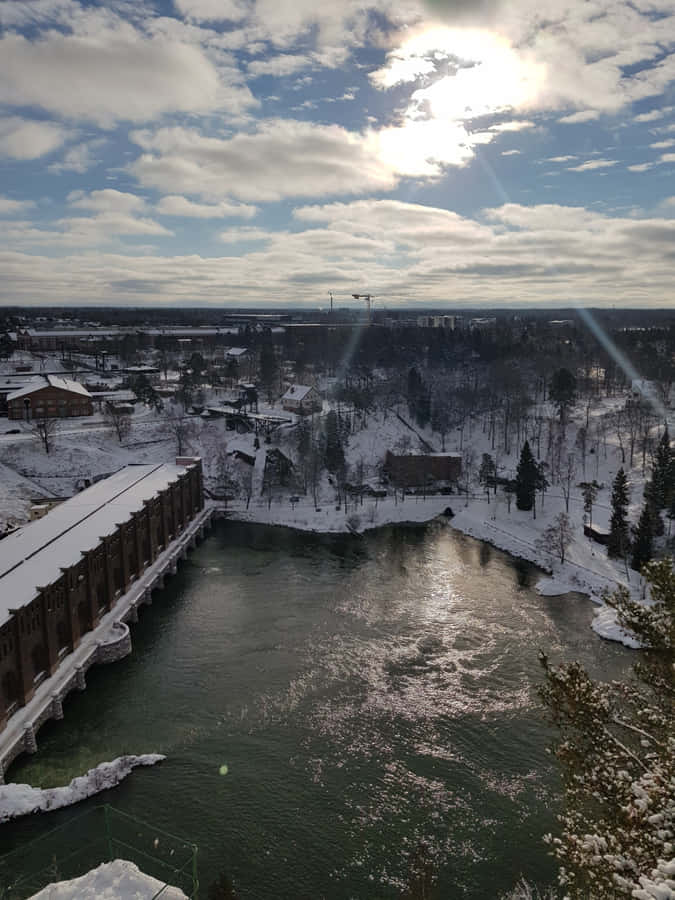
<box><xmin>29</xmin><ymin>859</ymin><xmax>187</xmax><ymax>899</ymax></box>
<box><xmin>0</xmin><ymin>755</ymin><xmax>164</xmax><ymax>823</ymax></box>
<box><xmin>0</xmin><ymin>382</ymin><xmax>670</xmax><ymax>648</ymax></box>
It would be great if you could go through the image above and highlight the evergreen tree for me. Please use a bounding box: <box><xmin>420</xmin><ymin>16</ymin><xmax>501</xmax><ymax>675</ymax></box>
<box><xmin>651</xmin><ymin>427</ymin><xmax>672</xmax><ymax>509</ymax></box>
<box><xmin>631</xmin><ymin>503</ymin><xmax>653</xmax><ymax>572</ymax></box>
<box><xmin>324</xmin><ymin>410</ymin><xmax>345</xmax><ymax>474</ymax></box>
<box><xmin>515</xmin><ymin>441</ymin><xmax>538</xmax><ymax>511</ymax></box>
<box><xmin>607</xmin><ymin>467</ymin><xmax>630</xmax><ymax>559</ymax></box>
<box><xmin>259</xmin><ymin>340</ymin><xmax>278</xmax><ymax>403</ymax></box>
<box><xmin>549</xmin><ymin>367</ymin><xmax>577</xmax><ymax>425</ymax></box>
<box><xmin>539</xmin><ymin>559</ymin><xmax>675</xmax><ymax>897</ymax></box>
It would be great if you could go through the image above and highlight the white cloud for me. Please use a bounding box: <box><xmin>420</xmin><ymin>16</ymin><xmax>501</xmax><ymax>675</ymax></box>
<box><xmin>567</xmin><ymin>159</ymin><xmax>619</xmax><ymax>172</ymax></box>
<box><xmin>67</xmin><ymin>189</ymin><xmax>148</xmax><ymax>214</ymax></box>
<box><xmin>0</xmin><ymin>196</ymin><xmax>34</xmax><ymax>216</ymax></box>
<box><xmin>48</xmin><ymin>138</ymin><xmax>105</xmax><ymax>174</ymax></box>
<box><xmin>4</xmin><ymin>200</ymin><xmax>675</xmax><ymax>307</ymax></box>
<box><xmin>547</xmin><ymin>155</ymin><xmax>577</xmax><ymax>163</ymax></box>
<box><xmin>173</xmin><ymin>0</ymin><xmax>250</xmax><ymax>23</ymax></box>
<box><xmin>129</xmin><ymin>121</ymin><xmax>400</xmax><ymax>202</ymax></box>
<box><xmin>634</xmin><ymin>106</ymin><xmax>674</xmax><ymax>123</ymax></box>
<box><xmin>157</xmin><ymin>195</ymin><xmax>257</xmax><ymax>218</ymax></box>
<box><xmin>501</xmin><ymin>149</ymin><xmax>521</xmax><ymax>156</ymax></box>
<box><xmin>558</xmin><ymin>110</ymin><xmax>601</xmax><ymax>124</ymax></box>
<box><xmin>247</xmin><ymin>54</ymin><xmax>313</xmax><ymax>77</ymax></box>
<box><xmin>628</xmin><ymin>162</ymin><xmax>656</xmax><ymax>172</ymax></box>
<box><xmin>0</xmin><ymin>22</ymin><xmax>256</xmax><ymax>126</ymax></box>
<box><xmin>0</xmin><ymin>116</ymin><xmax>69</xmax><ymax>159</ymax></box>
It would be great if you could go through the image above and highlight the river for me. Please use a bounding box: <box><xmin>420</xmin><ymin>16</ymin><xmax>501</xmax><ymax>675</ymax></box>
<box><xmin>2</xmin><ymin>520</ymin><xmax>633</xmax><ymax>898</ymax></box>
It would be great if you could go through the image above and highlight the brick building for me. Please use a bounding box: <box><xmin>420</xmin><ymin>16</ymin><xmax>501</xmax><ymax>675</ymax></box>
<box><xmin>385</xmin><ymin>451</ymin><xmax>462</xmax><ymax>487</ymax></box>
<box><xmin>0</xmin><ymin>459</ymin><xmax>204</xmax><ymax>728</ymax></box>
<box><xmin>6</xmin><ymin>375</ymin><xmax>93</xmax><ymax>420</ymax></box>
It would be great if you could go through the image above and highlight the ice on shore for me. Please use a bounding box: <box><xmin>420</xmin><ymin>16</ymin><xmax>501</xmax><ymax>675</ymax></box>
<box><xmin>0</xmin><ymin>754</ymin><xmax>165</xmax><ymax>823</ymax></box>
<box><xmin>29</xmin><ymin>858</ymin><xmax>187</xmax><ymax>899</ymax></box>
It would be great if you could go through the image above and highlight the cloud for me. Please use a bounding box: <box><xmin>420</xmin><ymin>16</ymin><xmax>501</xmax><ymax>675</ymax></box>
<box><xmin>567</xmin><ymin>159</ymin><xmax>619</xmax><ymax>172</ymax></box>
<box><xmin>547</xmin><ymin>155</ymin><xmax>577</xmax><ymax>163</ymax></box>
<box><xmin>4</xmin><ymin>200</ymin><xmax>675</xmax><ymax>307</ymax></box>
<box><xmin>157</xmin><ymin>195</ymin><xmax>257</xmax><ymax>218</ymax></box>
<box><xmin>0</xmin><ymin>22</ymin><xmax>256</xmax><ymax>126</ymax></box>
<box><xmin>48</xmin><ymin>138</ymin><xmax>105</xmax><ymax>173</ymax></box>
<box><xmin>558</xmin><ymin>110</ymin><xmax>601</xmax><ymax>124</ymax></box>
<box><xmin>0</xmin><ymin>116</ymin><xmax>70</xmax><ymax>159</ymax></box>
<box><xmin>0</xmin><ymin>196</ymin><xmax>34</xmax><ymax>216</ymax></box>
<box><xmin>247</xmin><ymin>54</ymin><xmax>313</xmax><ymax>77</ymax></box>
<box><xmin>129</xmin><ymin>121</ymin><xmax>400</xmax><ymax>202</ymax></box>
<box><xmin>649</xmin><ymin>140</ymin><xmax>675</xmax><ymax>150</ymax></box>
<box><xmin>173</xmin><ymin>0</ymin><xmax>250</xmax><ymax>22</ymax></box>
<box><xmin>501</xmin><ymin>149</ymin><xmax>521</xmax><ymax>156</ymax></box>
<box><xmin>634</xmin><ymin>106</ymin><xmax>674</xmax><ymax>123</ymax></box>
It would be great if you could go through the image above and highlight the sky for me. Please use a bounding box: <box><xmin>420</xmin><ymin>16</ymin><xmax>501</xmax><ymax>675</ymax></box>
<box><xmin>0</xmin><ymin>0</ymin><xmax>674</xmax><ymax>309</ymax></box>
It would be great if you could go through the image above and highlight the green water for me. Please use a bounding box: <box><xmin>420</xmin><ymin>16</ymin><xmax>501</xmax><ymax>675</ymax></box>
<box><xmin>2</xmin><ymin>521</ymin><xmax>632</xmax><ymax>898</ymax></box>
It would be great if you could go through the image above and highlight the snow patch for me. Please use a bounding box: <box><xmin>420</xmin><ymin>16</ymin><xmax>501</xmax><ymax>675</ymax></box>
<box><xmin>29</xmin><ymin>859</ymin><xmax>188</xmax><ymax>899</ymax></box>
<box><xmin>0</xmin><ymin>754</ymin><xmax>165</xmax><ymax>823</ymax></box>
<box><xmin>591</xmin><ymin>604</ymin><xmax>643</xmax><ymax>649</ymax></box>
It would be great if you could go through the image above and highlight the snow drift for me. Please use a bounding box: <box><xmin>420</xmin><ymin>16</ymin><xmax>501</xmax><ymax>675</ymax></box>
<box><xmin>0</xmin><ymin>754</ymin><xmax>165</xmax><ymax>823</ymax></box>
<box><xmin>29</xmin><ymin>858</ymin><xmax>188</xmax><ymax>899</ymax></box>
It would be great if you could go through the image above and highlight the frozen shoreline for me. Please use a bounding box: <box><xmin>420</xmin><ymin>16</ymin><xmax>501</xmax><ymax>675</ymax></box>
<box><xmin>227</xmin><ymin>494</ymin><xmax>642</xmax><ymax>649</ymax></box>
<box><xmin>0</xmin><ymin>754</ymin><xmax>165</xmax><ymax>823</ymax></box>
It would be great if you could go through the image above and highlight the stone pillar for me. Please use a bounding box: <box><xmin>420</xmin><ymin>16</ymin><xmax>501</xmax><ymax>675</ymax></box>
<box><xmin>23</xmin><ymin>724</ymin><xmax>38</xmax><ymax>754</ymax></box>
<box><xmin>12</xmin><ymin>610</ymin><xmax>34</xmax><ymax>706</ymax></box>
<box><xmin>44</xmin><ymin>585</ymin><xmax>60</xmax><ymax>675</ymax></box>
<box><xmin>144</xmin><ymin>589</ymin><xmax>153</xmax><ymax>607</ymax></box>
<box><xmin>75</xmin><ymin>665</ymin><xmax>86</xmax><ymax>691</ymax></box>
<box><xmin>134</xmin><ymin>513</ymin><xmax>144</xmax><ymax>578</ymax></box>
<box><xmin>0</xmin><ymin>760</ymin><xmax>4</xmax><ymax>785</ymax></box>
<box><xmin>119</xmin><ymin>523</ymin><xmax>130</xmax><ymax>592</ymax></box>
<box><xmin>51</xmin><ymin>693</ymin><xmax>64</xmax><ymax>720</ymax></box>
<box><xmin>128</xmin><ymin>604</ymin><xmax>139</xmax><ymax>623</ymax></box>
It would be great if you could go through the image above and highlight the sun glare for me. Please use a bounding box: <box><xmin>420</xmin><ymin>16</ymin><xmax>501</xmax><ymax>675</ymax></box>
<box><xmin>374</xmin><ymin>26</ymin><xmax>546</xmax><ymax>176</ymax></box>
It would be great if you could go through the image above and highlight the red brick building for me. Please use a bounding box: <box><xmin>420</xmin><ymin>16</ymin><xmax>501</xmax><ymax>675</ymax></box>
<box><xmin>385</xmin><ymin>451</ymin><xmax>462</xmax><ymax>487</ymax></box>
<box><xmin>6</xmin><ymin>375</ymin><xmax>93</xmax><ymax>420</ymax></box>
<box><xmin>0</xmin><ymin>460</ymin><xmax>204</xmax><ymax>729</ymax></box>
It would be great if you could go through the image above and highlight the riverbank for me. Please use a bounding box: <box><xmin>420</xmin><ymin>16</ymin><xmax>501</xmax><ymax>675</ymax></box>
<box><xmin>226</xmin><ymin>492</ymin><xmax>643</xmax><ymax>648</ymax></box>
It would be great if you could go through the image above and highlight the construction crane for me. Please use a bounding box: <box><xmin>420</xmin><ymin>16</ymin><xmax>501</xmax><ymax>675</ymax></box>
<box><xmin>352</xmin><ymin>293</ymin><xmax>374</xmax><ymax>322</ymax></box>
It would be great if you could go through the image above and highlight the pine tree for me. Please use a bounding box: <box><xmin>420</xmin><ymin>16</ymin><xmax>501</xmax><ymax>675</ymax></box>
<box><xmin>607</xmin><ymin>467</ymin><xmax>630</xmax><ymax>558</ymax></box>
<box><xmin>515</xmin><ymin>441</ymin><xmax>538</xmax><ymax>511</ymax></box>
<box><xmin>324</xmin><ymin>410</ymin><xmax>345</xmax><ymax>474</ymax></box>
<box><xmin>651</xmin><ymin>427</ymin><xmax>673</xmax><ymax>510</ymax></box>
<box><xmin>539</xmin><ymin>559</ymin><xmax>675</xmax><ymax>897</ymax></box>
<box><xmin>631</xmin><ymin>503</ymin><xmax>653</xmax><ymax>572</ymax></box>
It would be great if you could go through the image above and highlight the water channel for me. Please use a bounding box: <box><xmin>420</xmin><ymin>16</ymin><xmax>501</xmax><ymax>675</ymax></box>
<box><xmin>3</xmin><ymin>520</ymin><xmax>633</xmax><ymax>898</ymax></box>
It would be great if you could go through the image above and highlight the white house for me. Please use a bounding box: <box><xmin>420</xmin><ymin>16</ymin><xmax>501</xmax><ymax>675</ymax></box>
<box><xmin>281</xmin><ymin>384</ymin><xmax>322</xmax><ymax>415</ymax></box>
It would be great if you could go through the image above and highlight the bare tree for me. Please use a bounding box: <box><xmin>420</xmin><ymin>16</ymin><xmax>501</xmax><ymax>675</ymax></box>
<box><xmin>31</xmin><ymin>415</ymin><xmax>59</xmax><ymax>454</ymax></box>
<box><xmin>560</xmin><ymin>453</ymin><xmax>577</xmax><ymax>514</ymax></box>
<box><xmin>164</xmin><ymin>403</ymin><xmax>195</xmax><ymax>456</ymax></box>
<box><xmin>536</xmin><ymin>512</ymin><xmax>573</xmax><ymax>564</ymax></box>
<box><xmin>104</xmin><ymin>402</ymin><xmax>132</xmax><ymax>444</ymax></box>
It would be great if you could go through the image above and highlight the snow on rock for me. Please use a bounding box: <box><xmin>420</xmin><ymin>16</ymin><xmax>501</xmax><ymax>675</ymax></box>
<box><xmin>0</xmin><ymin>755</ymin><xmax>165</xmax><ymax>823</ymax></box>
<box><xmin>29</xmin><ymin>859</ymin><xmax>188</xmax><ymax>899</ymax></box>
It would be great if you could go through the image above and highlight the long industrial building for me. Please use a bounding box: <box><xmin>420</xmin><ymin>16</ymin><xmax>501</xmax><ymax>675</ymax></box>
<box><xmin>0</xmin><ymin>459</ymin><xmax>204</xmax><ymax>729</ymax></box>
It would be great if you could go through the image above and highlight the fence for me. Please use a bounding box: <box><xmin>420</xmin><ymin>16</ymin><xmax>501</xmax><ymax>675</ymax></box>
<box><xmin>0</xmin><ymin>805</ymin><xmax>198</xmax><ymax>899</ymax></box>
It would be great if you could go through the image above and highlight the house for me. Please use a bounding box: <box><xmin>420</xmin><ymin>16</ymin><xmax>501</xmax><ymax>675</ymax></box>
<box><xmin>6</xmin><ymin>375</ymin><xmax>93</xmax><ymax>420</ymax></box>
<box><xmin>385</xmin><ymin>451</ymin><xmax>462</xmax><ymax>487</ymax></box>
<box><xmin>281</xmin><ymin>384</ymin><xmax>322</xmax><ymax>415</ymax></box>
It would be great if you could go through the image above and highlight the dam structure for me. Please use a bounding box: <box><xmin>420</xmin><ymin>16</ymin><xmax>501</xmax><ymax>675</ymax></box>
<box><xmin>0</xmin><ymin>457</ymin><xmax>212</xmax><ymax>781</ymax></box>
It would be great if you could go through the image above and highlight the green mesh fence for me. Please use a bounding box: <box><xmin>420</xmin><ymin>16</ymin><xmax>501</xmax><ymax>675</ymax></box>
<box><xmin>0</xmin><ymin>805</ymin><xmax>198</xmax><ymax>899</ymax></box>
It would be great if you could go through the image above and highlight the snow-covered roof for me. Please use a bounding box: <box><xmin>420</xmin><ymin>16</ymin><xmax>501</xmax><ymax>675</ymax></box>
<box><xmin>282</xmin><ymin>384</ymin><xmax>315</xmax><ymax>401</ymax></box>
<box><xmin>0</xmin><ymin>462</ymin><xmax>189</xmax><ymax>625</ymax></box>
<box><xmin>6</xmin><ymin>375</ymin><xmax>91</xmax><ymax>402</ymax></box>
<box><xmin>225</xmin><ymin>346</ymin><xmax>249</xmax><ymax>357</ymax></box>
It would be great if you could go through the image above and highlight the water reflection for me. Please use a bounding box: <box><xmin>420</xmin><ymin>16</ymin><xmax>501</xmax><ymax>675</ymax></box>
<box><xmin>5</xmin><ymin>520</ymin><xmax>632</xmax><ymax>899</ymax></box>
